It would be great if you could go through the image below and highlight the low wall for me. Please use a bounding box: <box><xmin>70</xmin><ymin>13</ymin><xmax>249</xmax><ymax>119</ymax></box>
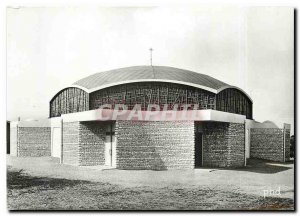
<box><xmin>202</xmin><ymin>122</ymin><xmax>245</xmax><ymax>168</ymax></box>
<box><xmin>250</xmin><ymin>128</ymin><xmax>285</xmax><ymax>162</ymax></box>
<box><xmin>17</xmin><ymin>127</ymin><xmax>51</xmax><ymax>157</ymax></box>
<box><xmin>9</xmin><ymin>120</ymin><xmax>51</xmax><ymax>157</ymax></box>
<box><xmin>115</xmin><ymin>121</ymin><xmax>194</xmax><ymax>170</ymax></box>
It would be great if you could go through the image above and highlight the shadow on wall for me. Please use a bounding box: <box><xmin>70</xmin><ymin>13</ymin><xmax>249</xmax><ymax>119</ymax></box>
<box><xmin>114</xmin><ymin>121</ymin><xmax>197</xmax><ymax>171</ymax></box>
<box><xmin>148</xmin><ymin>147</ymin><xmax>168</xmax><ymax>171</ymax></box>
<box><xmin>127</xmin><ymin>129</ymin><xmax>167</xmax><ymax>171</ymax></box>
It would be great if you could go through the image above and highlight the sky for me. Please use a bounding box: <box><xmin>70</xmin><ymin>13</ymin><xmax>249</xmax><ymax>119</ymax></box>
<box><xmin>6</xmin><ymin>6</ymin><xmax>294</xmax><ymax>134</ymax></box>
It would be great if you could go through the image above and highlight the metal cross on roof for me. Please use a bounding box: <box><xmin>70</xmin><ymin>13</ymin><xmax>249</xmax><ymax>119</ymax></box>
<box><xmin>149</xmin><ymin>48</ymin><xmax>153</xmax><ymax>66</ymax></box>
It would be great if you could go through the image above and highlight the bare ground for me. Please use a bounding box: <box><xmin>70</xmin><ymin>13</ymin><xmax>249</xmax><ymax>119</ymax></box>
<box><xmin>7</xmin><ymin>156</ymin><xmax>295</xmax><ymax>210</ymax></box>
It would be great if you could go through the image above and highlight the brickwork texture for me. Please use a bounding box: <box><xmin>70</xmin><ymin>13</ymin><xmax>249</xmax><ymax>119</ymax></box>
<box><xmin>79</xmin><ymin>122</ymin><xmax>106</xmax><ymax>166</ymax></box>
<box><xmin>62</xmin><ymin>121</ymin><xmax>107</xmax><ymax>166</ymax></box>
<box><xmin>285</xmin><ymin>129</ymin><xmax>291</xmax><ymax>161</ymax></box>
<box><xmin>202</xmin><ymin>122</ymin><xmax>245</xmax><ymax>168</ymax></box>
<box><xmin>13</xmin><ymin>119</ymin><xmax>291</xmax><ymax>168</ymax></box>
<box><xmin>17</xmin><ymin>127</ymin><xmax>51</xmax><ymax>157</ymax></box>
<box><xmin>62</xmin><ymin>122</ymin><xmax>80</xmax><ymax>165</ymax></box>
<box><xmin>250</xmin><ymin>128</ymin><xmax>285</xmax><ymax>162</ymax></box>
<box><xmin>115</xmin><ymin>121</ymin><xmax>195</xmax><ymax>170</ymax></box>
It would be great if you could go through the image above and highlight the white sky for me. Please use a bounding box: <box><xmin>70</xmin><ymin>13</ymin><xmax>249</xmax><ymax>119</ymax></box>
<box><xmin>6</xmin><ymin>6</ymin><xmax>294</xmax><ymax>133</ymax></box>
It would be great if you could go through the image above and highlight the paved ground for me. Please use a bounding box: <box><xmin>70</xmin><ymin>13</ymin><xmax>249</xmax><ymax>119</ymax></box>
<box><xmin>7</xmin><ymin>155</ymin><xmax>294</xmax><ymax>200</ymax></box>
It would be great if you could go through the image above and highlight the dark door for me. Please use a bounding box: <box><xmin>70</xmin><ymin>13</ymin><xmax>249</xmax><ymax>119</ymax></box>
<box><xmin>7</xmin><ymin>121</ymin><xmax>10</xmax><ymax>154</ymax></box>
<box><xmin>195</xmin><ymin>132</ymin><xmax>203</xmax><ymax>167</ymax></box>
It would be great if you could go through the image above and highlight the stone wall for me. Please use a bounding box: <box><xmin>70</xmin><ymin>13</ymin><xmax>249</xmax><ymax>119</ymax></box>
<box><xmin>227</xmin><ymin>123</ymin><xmax>245</xmax><ymax>167</ymax></box>
<box><xmin>79</xmin><ymin>122</ymin><xmax>106</xmax><ymax>166</ymax></box>
<box><xmin>284</xmin><ymin>129</ymin><xmax>291</xmax><ymax>161</ymax></box>
<box><xmin>250</xmin><ymin>128</ymin><xmax>284</xmax><ymax>162</ymax></box>
<box><xmin>62</xmin><ymin>122</ymin><xmax>80</xmax><ymax>165</ymax></box>
<box><xmin>17</xmin><ymin>127</ymin><xmax>51</xmax><ymax>157</ymax></box>
<box><xmin>115</xmin><ymin>121</ymin><xmax>194</xmax><ymax>170</ymax></box>
<box><xmin>62</xmin><ymin>121</ymin><xmax>107</xmax><ymax>166</ymax></box>
<box><xmin>202</xmin><ymin>122</ymin><xmax>245</xmax><ymax>168</ymax></box>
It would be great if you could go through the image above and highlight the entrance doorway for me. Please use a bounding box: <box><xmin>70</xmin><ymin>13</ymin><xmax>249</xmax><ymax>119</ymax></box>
<box><xmin>195</xmin><ymin>132</ymin><xmax>203</xmax><ymax>167</ymax></box>
<box><xmin>105</xmin><ymin>122</ymin><xmax>116</xmax><ymax>168</ymax></box>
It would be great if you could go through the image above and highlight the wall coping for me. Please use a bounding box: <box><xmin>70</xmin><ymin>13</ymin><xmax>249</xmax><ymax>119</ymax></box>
<box><xmin>61</xmin><ymin>109</ymin><xmax>246</xmax><ymax>124</ymax></box>
<box><xmin>11</xmin><ymin>119</ymin><xmax>50</xmax><ymax>127</ymax></box>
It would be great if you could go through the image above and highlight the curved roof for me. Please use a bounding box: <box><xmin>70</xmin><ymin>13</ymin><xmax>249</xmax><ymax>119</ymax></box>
<box><xmin>71</xmin><ymin>65</ymin><xmax>252</xmax><ymax>101</ymax></box>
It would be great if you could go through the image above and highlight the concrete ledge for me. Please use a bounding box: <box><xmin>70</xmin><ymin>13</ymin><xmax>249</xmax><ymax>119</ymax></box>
<box><xmin>61</xmin><ymin>109</ymin><xmax>246</xmax><ymax>124</ymax></box>
<box><xmin>17</xmin><ymin>119</ymin><xmax>50</xmax><ymax>127</ymax></box>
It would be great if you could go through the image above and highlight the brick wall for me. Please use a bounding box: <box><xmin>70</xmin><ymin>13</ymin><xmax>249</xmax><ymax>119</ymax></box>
<box><xmin>79</xmin><ymin>122</ymin><xmax>106</xmax><ymax>166</ymax></box>
<box><xmin>115</xmin><ymin>121</ymin><xmax>194</xmax><ymax>170</ymax></box>
<box><xmin>62</xmin><ymin>121</ymin><xmax>107</xmax><ymax>166</ymax></box>
<box><xmin>202</xmin><ymin>122</ymin><xmax>245</xmax><ymax>168</ymax></box>
<box><xmin>284</xmin><ymin>129</ymin><xmax>290</xmax><ymax>161</ymax></box>
<box><xmin>250</xmin><ymin>128</ymin><xmax>284</xmax><ymax>162</ymax></box>
<box><xmin>227</xmin><ymin>123</ymin><xmax>245</xmax><ymax>167</ymax></box>
<box><xmin>62</xmin><ymin>122</ymin><xmax>80</xmax><ymax>165</ymax></box>
<box><xmin>17</xmin><ymin>127</ymin><xmax>51</xmax><ymax>157</ymax></box>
